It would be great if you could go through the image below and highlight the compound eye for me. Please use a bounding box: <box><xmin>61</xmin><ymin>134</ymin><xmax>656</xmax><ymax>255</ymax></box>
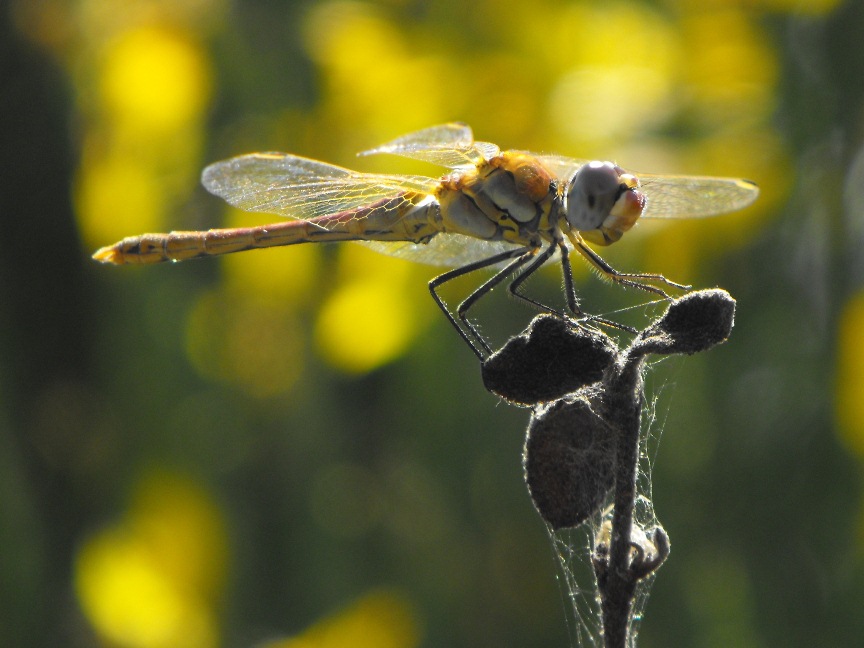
<box><xmin>565</xmin><ymin>161</ymin><xmax>622</xmax><ymax>230</ymax></box>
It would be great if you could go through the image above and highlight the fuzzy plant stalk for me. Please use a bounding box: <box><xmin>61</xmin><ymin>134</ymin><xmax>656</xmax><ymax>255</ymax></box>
<box><xmin>482</xmin><ymin>289</ymin><xmax>737</xmax><ymax>647</ymax></box>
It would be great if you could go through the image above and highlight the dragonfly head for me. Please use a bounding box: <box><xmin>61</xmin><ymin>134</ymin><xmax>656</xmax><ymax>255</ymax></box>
<box><xmin>564</xmin><ymin>161</ymin><xmax>645</xmax><ymax>246</ymax></box>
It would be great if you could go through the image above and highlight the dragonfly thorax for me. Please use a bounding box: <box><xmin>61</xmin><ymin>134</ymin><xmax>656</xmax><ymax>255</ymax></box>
<box><xmin>563</xmin><ymin>161</ymin><xmax>645</xmax><ymax>246</ymax></box>
<box><xmin>435</xmin><ymin>152</ymin><xmax>557</xmax><ymax>245</ymax></box>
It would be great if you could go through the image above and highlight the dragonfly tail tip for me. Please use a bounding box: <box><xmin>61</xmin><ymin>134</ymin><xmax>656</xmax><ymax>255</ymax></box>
<box><xmin>92</xmin><ymin>245</ymin><xmax>122</xmax><ymax>264</ymax></box>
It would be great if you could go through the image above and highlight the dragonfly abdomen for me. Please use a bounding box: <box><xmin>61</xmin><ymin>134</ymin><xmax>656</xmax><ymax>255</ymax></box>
<box><xmin>92</xmin><ymin>222</ymin><xmax>326</xmax><ymax>265</ymax></box>
<box><xmin>93</xmin><ymin>195</ymin><xmax>441</xmax><ymax>265</ymax></box>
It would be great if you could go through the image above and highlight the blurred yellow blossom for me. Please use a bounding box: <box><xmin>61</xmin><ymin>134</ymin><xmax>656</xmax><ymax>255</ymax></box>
<box><xmin>314</xmin><ymin>244</ymin><xmax>433</xmax><ymax>373</ymax></box>
<box><xmin>545</xmin><ymin>2</ymin><xmax>681</xmax><ymax>149</ymax></box>
<box><xmin>303</xmin><ymin>2</ymin><xmax>450</xmax><ymax>144</ymax></box>
<box><xmin>315</xmin><ymin>274</ymin><xmax>419</xmax><ymax>373</ymax></box>
<box><xmin>100</xmin><ymin>26</ymin><xmax>211</xmax><ymax>133</ymax></box>
<box><xmin>75</xmin><ymin>472</ymin><xmax>227</xmax><ymax>648</ymax></box>
<box><xmin>263</xmin><ymin>590</ymin><xmax>420</xmax><ymax>648</ymax></box>
<box><xmin>678</xmin><ymin>7</ymin><xmax>777</xmax><ymax>128</ymax></box>
<box><xmin>77</xmin><ymin>24</ymin><xmax>212</xmax><ymax>249</ymax></box>
<box><xmin>836</xmin><ymin>291</ymin><xmax>864</xmax><ymax>459</ymax></box>
<box><xmin>76</xmin><ymin>151</ymin><xmax>167</xmax><ymax>246</ymax></box>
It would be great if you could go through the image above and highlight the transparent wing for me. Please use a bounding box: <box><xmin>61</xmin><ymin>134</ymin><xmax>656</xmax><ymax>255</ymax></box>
<box><xmin>358</xmin><ymin>235</ymin><xmax>524</xmax><ymax>268</ymax></box>
<box><xmin>359</xmin><ymin>122</ymin><xmax>501</xmax><ymax>168</ymax></box>
<box><xmin>533</xmin><ymin>154</ymin><xmax>759</xmax><ymax>219</ymax></box>
<box><xmin>638</xmin><ymin>174</ymin><xmax>759</xmax><ymax>219</ymax></box>
<box><xmin>201</xmin><ymin>153</ymin><xmax>439</xmax><ymax>223</ymax></box>
<box><xmin>532</xmin><ymin>154</ymin><xmax>591</xmax><ymax>179</ymax></box>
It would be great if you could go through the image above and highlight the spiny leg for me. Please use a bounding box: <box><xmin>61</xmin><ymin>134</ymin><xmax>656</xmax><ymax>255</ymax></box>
<box><xmin>502</xmin><ymin>238</ymin><xmax>640</xmax><ymax>335</ymax></box>
<box><xmin>528</xmin><ymin>239</ymin><xmax>638</xmax><ymax>334</ymax></box>
<box><xmin>465</xmin><ymin>239</ymin><xmax>635</xmax><ymax>348</ymax></box>
<box><xmin>572</xmin><ymin>237</ymin><xmax>690</xmax><ymax>298</ymax></box>
<box><xmin>429</xmin><ymin>246</ymin><xmax>536</xmax><ymax>359</ymax></box>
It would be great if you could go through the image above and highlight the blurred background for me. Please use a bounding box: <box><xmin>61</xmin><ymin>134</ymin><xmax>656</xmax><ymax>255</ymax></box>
<box><xmin>2</xmin><ymin>0</ymin><xmax>863</xmax><ymax>646</ymax></box>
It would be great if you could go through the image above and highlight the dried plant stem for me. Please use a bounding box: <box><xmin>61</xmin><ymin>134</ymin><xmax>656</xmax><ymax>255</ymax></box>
<box><xmin>597</xmin><ymin>355</ymin><xmax>645</xmax><ymax>648</ymax></box>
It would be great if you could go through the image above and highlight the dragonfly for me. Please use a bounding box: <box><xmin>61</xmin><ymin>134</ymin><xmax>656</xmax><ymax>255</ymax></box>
<box><xmin>93</xmin><ymin>123</ymin><xmax>759</xmax><ymax>359</ymax></box>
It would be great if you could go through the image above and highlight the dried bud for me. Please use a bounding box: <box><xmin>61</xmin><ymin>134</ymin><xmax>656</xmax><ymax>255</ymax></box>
<box><xmin>631</xmin><ymin>289</ymin><xmax>736</xmax><ymax>357</ymax></box>
<box><xmin>482</xmin><ymin>315</ymin><xmax>617</xmax><ymax>406</ymax></box>
<box><xmin>523</xmin><ymin>392</ymin><xmax>615</xmax><ymax>529</ymax></box>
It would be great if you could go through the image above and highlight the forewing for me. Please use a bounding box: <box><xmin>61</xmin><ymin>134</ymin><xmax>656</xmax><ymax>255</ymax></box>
<box><xmin>639</xmin><ymin>174</ymin><xmax>759</xmax><ymax>219</ymax></box>
<box><xmin>201</xmin><ymin>153</ymin><xmax>439</xmax><ymax>223</ymax></box>
<box><xmin>359</xmin><ymin>122</ymin><xmax>501</xmax><ymax>168</ymax></box>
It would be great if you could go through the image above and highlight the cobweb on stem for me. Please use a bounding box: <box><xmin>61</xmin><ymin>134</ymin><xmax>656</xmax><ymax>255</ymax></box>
<box><xmin>540</xmin><ymin>373</ymin><xmax>667</xmax><ymax>648</ymax></box>
<box><xmin>549</xmin><ymin>493</ymin><xmax>661</xmax><ymax>648</ymax></box>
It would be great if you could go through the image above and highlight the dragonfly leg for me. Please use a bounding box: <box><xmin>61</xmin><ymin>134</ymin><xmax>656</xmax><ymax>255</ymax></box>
<box><xmin>455</xmin><ymin>250</ymin><xmax>543</xmax><ymax>355</ymax></box>
<box><xmin>429</xmin><ymin>246</ymin><xmax>537</xmax><ymax>359</ymax></box>
<box><xmin>557</xmin><ymin>239</ymin><xmax>582</xmax><ymax>317</ymax></box>
<box><xmin>505</xmin><ymin>239</ymin><xmax>567</xmax><ymax>316</ymax></box>
<box><xmin>572</xmin><ymin>237</ymin><xmax>690</xmax><ymax>298</ymax></box>
<box><xmin>512</xmin><ymin>239</ymin><xmax>639</xmax><ymax>335</ymax></box>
